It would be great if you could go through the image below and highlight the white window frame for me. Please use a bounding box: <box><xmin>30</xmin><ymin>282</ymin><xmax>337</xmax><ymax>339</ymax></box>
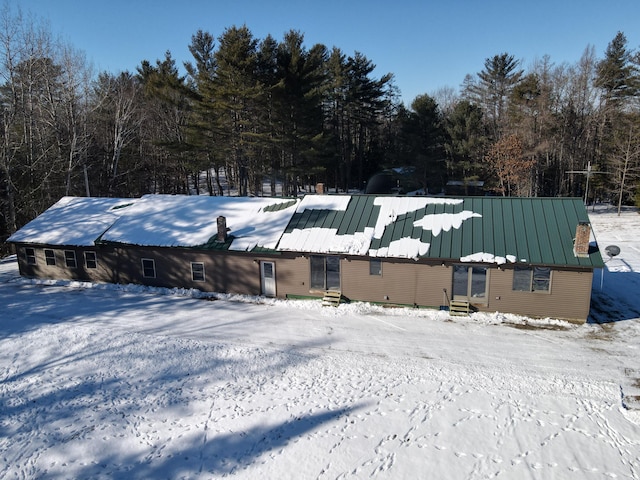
<box><xmin>191</xmin><ymin>262</ymin><xmax>205</xmax><ymax>282</ymax></box>
<box><xmin>85</xmin><ymin>251</ymin><xmax>98</xmax><ymax>269</ymax></box>
<box><xmin>24</xmin><ymin>247</ymin><xmax>36</xmax><ymax>265</ymax></box>
<box><xmin>44</xmin><ymin>249</ymin><xmax>56</xmax><ymax>266</ymax></box>
<box><xmin>141</xmin><ymin>258</ymin><xmax>156</xmax><ymax>278</ymax></box>
<box><xmin>64</xmin><ymin>250</ymin><xmax>77</xmax><ymax>268</ymax></box>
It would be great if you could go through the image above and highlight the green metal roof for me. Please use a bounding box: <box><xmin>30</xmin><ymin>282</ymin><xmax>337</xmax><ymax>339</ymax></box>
<box><xmin>280</xmin><ymin>195</ymin><xmax>604</xmax><ymax>268</ymax></box>
<box><xmin>285</xmin><ymin>195</ymin><xmax>380</xmax><ymax>234</ymax></box>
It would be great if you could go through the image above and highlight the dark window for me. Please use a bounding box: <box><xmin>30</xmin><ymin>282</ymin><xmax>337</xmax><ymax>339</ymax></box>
<box><xmin>310</xmin><ymin>255</ymin><xmax>341</xmax><ymax>290</ymax></box>
<box><xmin>533</xmin><ymin>267</ymin><xmax>551</xmax><ymax>292</ymax></box>
<box><xmin>44</xmin><ymin>249</ymin><xmax>56</xmax><ymax>266</ymax></box>
<box><xmin>85</xmin><ymin>251</ymin><xmax>97</xmax><ymax>269</ymax></box>
<box><xmin>64</xmin><ymin>250</ymin><xmax>77</xmax><ymax>268</ymax></box>
<box><xmin>453</xmin><ymin>264</ymin><xmax>488</xmax><ymax>301</ymax></box>
<box><xmin>310</xmin><ymin>256</ymin><xmax>325</xmax><ymax>289</ymax></box>
<box><xmin>25</xmin><ymin>248</ymin><xmax>36</xmax><ymax>265</ymax></box>
<box><xmin>512</xmin><ymin>266</ymin><xmax>551</xmax><ymax>292</ymax></box>
<box><xmin>142</xmin><ymin>258</ymin><xmax>156</xmax><ymax>278</ymax></box>
<box><xmin>191</xmin><ymin>262</ymin><xmax>205</xmax><ymax>282</ymax></box>
<box><xmin>512</xmin><ymin>267</ymin><xmax>532</xmax><ymax>291</ymax></box>
<box><xmin>369</xmin><ymin>258</ymin><xmax>382</xmax><ymax>276</ymax></box>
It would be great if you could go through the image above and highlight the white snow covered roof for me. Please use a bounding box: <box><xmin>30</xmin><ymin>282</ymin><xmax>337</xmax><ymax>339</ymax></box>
<box><xmin>7</xmin><ymin>196</ymin><xmax>138</xmax><ymax>247</ymax></box>
<box><xmin>8</xmin><ymin>194</ymin><xmax>602</xmax><ymax>267</ymax></box>
<box><xmin>100</xmin><ymin>194</ymin><xmax>299</xmax><ymax>251</ymax></box>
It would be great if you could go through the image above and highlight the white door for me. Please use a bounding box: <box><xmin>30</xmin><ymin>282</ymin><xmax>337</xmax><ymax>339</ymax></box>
<box><xmin>260</xmin><ymin>261</ymin><xmax>276</xmax><ymax>297</ymax></box>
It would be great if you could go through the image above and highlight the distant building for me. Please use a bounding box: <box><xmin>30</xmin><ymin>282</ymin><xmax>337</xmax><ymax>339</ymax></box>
<box><xmin>7</xmin><ymin>194</ymin><xmax>604</xmax><ymax>323</ymax></box>
<box><xmin>445</xmin><ymin>180</ymin><xmax>485</xmax><ymax>196</ymax></box>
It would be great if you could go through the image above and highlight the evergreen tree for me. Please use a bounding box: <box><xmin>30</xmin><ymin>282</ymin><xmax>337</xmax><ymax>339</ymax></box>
<box><xmin>137</xmin><ymin>51</ymin><xmax>192</xmax><ymax>194</ymax></box>
<box><xmin>595</xmin><ymin>31</ymin><xmax>638</xmax><ymax>107</ymax></box>
<box><xmin>444</xmin><ymin>99</ymin><xmax>487</xmax><ymax>188</ymax></box>
<box><xmin>403</xmin><ymin>94</ymin><xmax>447</xmax><ymax>193</ymax></box>
<box><xmin>185</xmin><ymin>30</ymin><xmax>225</xmax><ymax>195</ymax></box>
<box><xmin>273</xmin><ymin>30</ymin><xmax>327</xmax><ymax>195</ymax></box>
<box><xmin>469</xmin><ymin>53</ymin><xmax>523</xmax><ymax>139</ymax></box>
<box><xmin>255</xmin><ymin>34</ymin><xmax>280</xmax><ymax>195</ymax></box>
<box><xmin>326</xmin><ymin>51</ymin><xmax>393</xmax><ymax>191</ymax></box>
<box><xmin>213</xmin><ymin>25</ymin><xmax>260</xmax><ymax>196</ymax></box>
<box><xmin>595</xmin><ymin>32</ymin><xmax>640</xmax><ymax>204</ymax></box>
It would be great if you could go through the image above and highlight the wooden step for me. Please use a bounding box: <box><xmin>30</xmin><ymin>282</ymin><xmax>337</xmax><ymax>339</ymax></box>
<box><xmin>322</xmin><ymin>290</ymin><xmax>342</xmax><ymax>307</ymax></box>
<box><xmin>449</xmin><ymin>299</ymin><xmax>471</xmax><ymax>316</ymax></box>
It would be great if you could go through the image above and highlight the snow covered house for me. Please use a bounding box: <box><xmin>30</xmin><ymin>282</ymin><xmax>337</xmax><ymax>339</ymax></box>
<box><xmin>7</xmin><ymin>194</ymin><xmax>604</xmax><ymax>323</ymax></box>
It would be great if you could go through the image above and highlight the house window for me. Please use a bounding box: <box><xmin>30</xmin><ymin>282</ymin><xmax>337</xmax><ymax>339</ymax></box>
<box><xmin>142</xmin><ymin>258</ymin><xmax>156</xmax><ymax>278</ymax></box>
<box><xmin>369</xmin><ymin>258</ymin><xmax>382</xmax><ymax>276</ymax></box>
<box><xmin>512</xmin><ymin>266</ymin><xmax>551</xmax><ymax>293</ymax></box>
<box><xmin>24</xmin><ymin>248</ymin><xmax>36</xmax><ymax>265</ymax></box>
<box><xmin>191</xmin><ymin>262</ymin><xmax>205</xmax><ymax>282</ymax></box>
<box><xmin>453</xmin><ymin>264</ymin><xmax>488</xmax><ymax>302</ymax></box>
<box><xmin>44</xmin><ymin>249</ymin><xmax>56</xmax><ymax>266</ymax></box>
<box><xmin>310</xmin><ymin>255</ymin><xmax>340</xmax><ymax>290</ymax></box>
<box><xmin>85</xmin><ymin>251</ymin><xmax>97</xmax><ymax>269</ymax></box>
<box><xmin>64</xmin><ymin>250</ymin><xmax>77</xmax><ymax>268</ymax></box>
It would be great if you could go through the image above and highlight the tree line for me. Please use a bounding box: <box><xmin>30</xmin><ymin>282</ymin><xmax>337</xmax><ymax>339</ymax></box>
<box><xmin>1</xmin><ymin>4</ymin><xmax>639</xmax><ymax>247</ymax></box>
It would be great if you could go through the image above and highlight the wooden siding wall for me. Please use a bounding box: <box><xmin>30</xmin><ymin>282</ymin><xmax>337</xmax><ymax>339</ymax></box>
<box><xmin>341</xmin><ymin>258</ymin><xmax>450</xmax><ymax>308</ymax></box>
<box><xmin>484</xmin><ymin>268</ymin><xmax>593</xmax><ymax>322</ymax></box>
<box><xmin>15</xmin><ymin>245</ymin><xmax>114</xmax><ymax>282</ymax></box>
<box><xmin>13</xmin><ymin>244</ymin><xmax>594</xmax><ymax>322</ymax></box>
<box><xmin>268</xmin><ymin>255</ymin><xmax>316</xmax><ymax>298</ymax></box>
<box><xmin>104</xmin><ymin>247</ymin><xmax>262</xmax><ymax>295</ymax></box>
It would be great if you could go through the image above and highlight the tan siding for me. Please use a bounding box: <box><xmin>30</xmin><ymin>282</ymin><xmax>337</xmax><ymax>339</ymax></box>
<box><xmin>342</xmin><ymin>259</ymin><xmax>451</xmax><ymax>308</ymax></box>
<box><xmin>11</xmin><ymin>243</ymin><xmax>594</xmax><ymax>322</ymax></box>
<box><xmin>484</xmin><ymin>268</ymin><xmax>593</xmax><ymax>322</ymax></box>
<box><xmin>14</xmin><ymin>245</ymin><xmax>114</xmax><ymax>282</ymax></box>
<box><xmin>270</xmin><ymin>255</ymin><xmax>314</xmax><ymax>298</ymax></box>
<box><xmin>107</xmin><ymin>247</ymin><xmax>263</xmax><ymax>295</ymax></box>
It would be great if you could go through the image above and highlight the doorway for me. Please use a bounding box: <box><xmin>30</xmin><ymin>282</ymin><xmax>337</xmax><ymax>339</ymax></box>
<box><xmin>452</xmin><ymin>264</ymin><xmax>488</xmax><ymax>303</ymax></box>
<box><xmin>260</xmin><ymin>261</ymin><xmax>276</xmax><ymax>297</ymax></box>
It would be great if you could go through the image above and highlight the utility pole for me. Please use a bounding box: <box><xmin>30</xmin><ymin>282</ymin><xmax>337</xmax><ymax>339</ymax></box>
<box><xmin>566</xmin><ymin>161</ymin><xmax>607</xmax><ymax>206</ymax></box>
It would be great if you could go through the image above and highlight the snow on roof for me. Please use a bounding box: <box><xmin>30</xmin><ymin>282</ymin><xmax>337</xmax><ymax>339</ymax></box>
<box><xmin>369</xmin><ymin>237</ymin><xmax>431</xmax><ymax>259</ymax></box>
<box><xmin>278</xmin><ymin>227</ymin><xmax>375</xmax><ymax>256</ymax></box>
<box><xmin>295</xmin><ymin>194</ymin><xmax>351</xmax><ymax>213</ymax></box>
<box><xmin>413</xmin><ymin>210</ymin><xmax>481</xmax><ymax>237</ymax></box>
<box><xmin>101</xmin><ymin>195</ymin><xmax>300</xmax><ymax>250</ymax></box>
<box><xmin>278</xmin><ymin>196</ymin><xmax>478</xmax><ymax>260</ymax></box>
<box><xmin>460</xmin><ymin>252</ymin><xmax>517</xmax><ymax>265</ymax></box>
<box><xmin>11</xmin><ymin>194</ymin><xmax>589</xmax><ymax>266</ymax></box>
<box><xmin>7</xmin><ymin>197</ymin><xmax>137</xmax><ymax>246</ymax></box>
<box><xmin>372</xmin><ymin>197</ymin><xmax>463</xmax><ymax>237</ymax></box>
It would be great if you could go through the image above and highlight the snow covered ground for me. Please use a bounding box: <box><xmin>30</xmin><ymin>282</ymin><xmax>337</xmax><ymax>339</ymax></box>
<box><xmin>1</xmin><ymin>205</ymin><xmax>639</xmax><ymax>479</ymax></box>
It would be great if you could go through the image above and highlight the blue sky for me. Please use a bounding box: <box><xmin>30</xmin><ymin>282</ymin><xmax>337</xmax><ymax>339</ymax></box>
<box><xmin>18</xmin><ymin>0</ymin><xmax>640</xmax><ymax>105</ymax></box>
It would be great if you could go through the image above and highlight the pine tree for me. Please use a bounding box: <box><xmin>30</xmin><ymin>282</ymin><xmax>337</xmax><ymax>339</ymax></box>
<box><xmin>213</xmin><ymin>25</ymin><xmax>260</xmax><ymax>196</ymax></box>
<box><xmin>404</xmin><ymin>94</ymin><xmax>447</xmax><ymax>193</ymax></box>
<box><xmin>444</xmin><ymin>99</ymin><xmax>487</xmax><ymax>188</ymax></box>
<box><xmin>273</xmin><ymin>31</ymin><xmax>327</xmax><ymax>195</ymax></box>
<box><xmin>469</xmin><ymin>53</ymin><xmax>523</xmax><ymax>139</ymax></box>
<box><xmin>595</xmin><ymin>31</ymin><xmax>638</xmax><ymax>107</ymax></box>
<box><xmin>137</xmin><ymin>51</ymin><xmax>192</xmax><ymax>194</ymax></box>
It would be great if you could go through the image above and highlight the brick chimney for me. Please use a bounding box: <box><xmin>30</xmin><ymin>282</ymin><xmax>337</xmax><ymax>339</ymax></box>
<box><xmin>573</xmin><ymin>222</ymin><xmax>590</xmax><ymax>258</ymax></box>
<box><xmin>216</xmin><ymin>216</ymin><xmax>228</xmax><ymax>242</ymax></box>
<box><xmin>316</xmin><ymin>183</ymin><xmax>324</xmax><ymax>195</ymax></box>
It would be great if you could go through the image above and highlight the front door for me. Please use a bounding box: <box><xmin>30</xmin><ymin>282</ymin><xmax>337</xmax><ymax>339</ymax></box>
<box><xmin>452</xmin><ymin>264</ymin><xmax>488</xmax><ymax>303</ymax></box>
<box><xmin>260</xmin><ymin>261</ymin><xmax>276</xmax><ymax>297</ymax></box>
